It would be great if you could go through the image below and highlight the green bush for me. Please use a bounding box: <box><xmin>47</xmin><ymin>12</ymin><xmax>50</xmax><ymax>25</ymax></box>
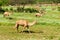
<box><xmin>24</xmin><ymin>8</ymin><xmax>31</xmax><ymax>13</ymax></box>
<box><xmin>5</xmin><ymin>8</ymin><xmax>8</xmax><ymax>11</ymax></box>
<box><xmin>31</xmin><ymin>8</ymin><xmax>39</xmax><ymax>13</ymax></box>
<box><xmin>24</xmin><ymin>8</ymin><xmax>39</xmax><ymax>13</ymax></box>
<box><xmin>14</xmin><ymin>10</ymin><xmax>17</xmax><ymax>12</ymax></box>
<box><xmin>17</xmin><ymin>7</ymin><xmax>24</xmax><ymax>12</ymax></box>
<box><xmin>10</xmin><ymin>7</ymin><xmax>13</xmax><ymax>11</ymax></box>
<box><xmin>58</xmin><ymin>7</ymin><xmax>60</xmax><ymax>11</ymax></box>
<box><xmin>16</xmin><ymin>7</ymin><xmax>39</xmax><ymax>13</ymax></box>
<box><xmin>0</xmin><ymin>7</ymin><xmax>5</xmax><ymax>13</ymax></box>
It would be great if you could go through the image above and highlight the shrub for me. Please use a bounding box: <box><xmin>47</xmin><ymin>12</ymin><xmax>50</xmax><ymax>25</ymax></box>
<box><xmin>17</xmin><ymin>7</ymin><xmax>24</xmax><ymax>12</ymax></box>
<box><xmin>24</xmin><ymin>8</ymin><xmax>39</xmax><ymax>13</ymax></box>
<box><xmin>16</xmin><ymin>7</ymin><xmax>39</xmax><ymax>13</ymax></box>
<box><xmin>58</xmin><ymin>7</ymin><xmax>60</xmax><ymax>11</ymax></box>
<box><xmin>24</xmin><ymin>8</ymin><xmax>31</xmax><ymax>13</ymax></box>
<box><xmin>0</xmin><ymin>7</ymin><xmax>5</xmax><ymax>13</ymax></box>
<box><xmin>14</xmin><ymin>10</ymin><xmax>17</xmax><ymax>12</ymax></box>
<box><xmin>31</xmin><ymin>8</ymin><xmax>39</xmax><ymax>13</ymax></box>
<box><xmin>5</xmin><ymin>8</ymin><xmax>8</xmax><ymax>11</ymax></box>
<box><xmin>10</xmin><ymin>7</ymin><xmax>13</xmax><ymax>11</ymax></box>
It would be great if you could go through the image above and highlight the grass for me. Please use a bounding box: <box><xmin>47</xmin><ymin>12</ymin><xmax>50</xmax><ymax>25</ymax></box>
<box><xmin>0</xmin><ymin>6</ymin><xmax>60</xmax><ymax>40</ymax></box>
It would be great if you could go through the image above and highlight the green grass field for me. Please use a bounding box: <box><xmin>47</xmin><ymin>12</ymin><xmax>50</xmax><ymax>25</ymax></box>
<box><xmin>0</xmin><ymin>6</ymin><xmax>60</xmax><ymax>40</ymax></box>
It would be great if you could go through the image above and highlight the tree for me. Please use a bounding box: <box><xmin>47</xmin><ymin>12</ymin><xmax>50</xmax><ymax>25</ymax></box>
<box><xmin>9</xmin><ymin>0</ymin><xmax>36</xmax><ymax>5</ymax></box>
<box><xmin>0</xmin><ymin>0</ymin><xmax>9</xmax><ymax>6</ymax></box>
<box><xmin>9</xmin><ymin>0</ymin><xmax>36</xmax><ymax>12</ymax></box>
<box><xmin>19</xmin><ymin>0</ymin><xmax>36</xmax><ymax>11</ymax></box>
<box><xmin>37</xmin><ymin>0</ymin><xmax>60</xmax><ymax>4</ymax></box>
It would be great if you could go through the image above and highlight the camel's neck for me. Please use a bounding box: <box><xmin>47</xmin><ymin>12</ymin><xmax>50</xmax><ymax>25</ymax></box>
<box><xmin>28</xmin><ymin>21</ymin><xmax>36</xmax><ymax>26</ymax></box>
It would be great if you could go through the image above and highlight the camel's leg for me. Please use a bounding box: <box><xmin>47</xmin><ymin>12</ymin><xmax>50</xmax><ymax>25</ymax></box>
<box><xmin>14</xmin><ymin>24</ymin><xmax>19</xmax><ymax>32</ymax></box>
<box><xmin>21</xmin><ymin>26</ymin><xmax>26</xmax><ymax>32</ymax></box>
<box><xmin>27</xmin><ymin>26</ymin><xmax>30</xmax><ymax>33</ymax></box>
<box><xmin>21</xmin><ymin>24</ymin><xmax>27</xmax><ymax>32</ymax></box>
<box><xmin>16</xmin><ymin>24</ymin><xmax>19</xmax><ymax>32</ymax></box>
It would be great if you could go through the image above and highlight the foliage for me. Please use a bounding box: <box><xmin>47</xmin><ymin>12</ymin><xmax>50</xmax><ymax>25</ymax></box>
<box><xmin>9</xmin><ymin>0</ymin><xmax>36</xmax><ymax>5</ymax></box>
<box><xmin>17</xmin><ymin>7</ymin><xmax>24</xmax><ymax>12</ymax></box>
<box><xmin>16</xmin><ymin>6</ymin><xmax>39</xmax><ymax>13</ymax></box>
<box><xmin>24</xmin><ymin>8</ymin><xmax>39</xmax><ymax>13</ymax></box>
<box><xmin>37</xmin><ymin>0</ymin><xmax>60</xmax><ymax>3</ymax></box>
<box><xmin>5</xmin><ymin>8</ymin><xmax>8</xmax><ymax>11</ymax></box>
<box><xmin>16</xmin><ymin>7</ymin><xmax>39</xmax><ymax>13</ymax></box>
<box><xmin>0</xmin><ymin>7</ymin><xmax>5</xmax><ymax>13</ymax></box>
<box><xmin>0</xmin><ymin>0</ymin><xmax>60</xmax><ymax>6</ymax></box>
<box><xmin>0</xmin><ymin>0</ymin><xmax>9</xmax><ymax>6</ymax></box>
<box><xmin>58</xmin><ymin>7</ymin><xmax>60</xmax><ymax>11</ymax></box>
<box><xmin>10</xmin><ymin>7</ymin><xmax>13</xmax><ymax>11</ymax></box>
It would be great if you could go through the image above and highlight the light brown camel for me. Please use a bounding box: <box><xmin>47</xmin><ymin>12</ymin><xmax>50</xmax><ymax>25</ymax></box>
<box><xmin>13</xmin><ymin>19</ymin><xmax>37</xmax><ymax>32</ymax></box>
<box><xmin>35</xmin><ymin>13</ymin><xmax>43</xmax><ymax>17</ymax></box>
<box><xmin>3</xmin><ymin>11</ymin><xmax>12</xmax><ymax>17</ymax></box>
<box><xmin>35</xmin><ymin>9</ymin><xmax>45</xmax><ymax>17</ymax></box>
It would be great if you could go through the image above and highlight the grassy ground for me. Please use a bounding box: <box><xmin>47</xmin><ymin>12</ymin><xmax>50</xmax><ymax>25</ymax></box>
<box><xmin>0</xmin><ymin>6</ymin><xmax>60</xmax><ymax>40</ymax></box>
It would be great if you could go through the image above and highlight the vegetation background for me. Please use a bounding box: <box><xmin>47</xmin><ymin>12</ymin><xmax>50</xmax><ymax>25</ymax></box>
<box><xmin>0</xmin><ymin>0</ymin><xmax>60</xmax><ymax>40</ymax></box>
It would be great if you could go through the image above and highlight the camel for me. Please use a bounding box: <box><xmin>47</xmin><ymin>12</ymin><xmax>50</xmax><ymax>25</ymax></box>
<box><xmin>35</xmin><ymin>13</ymin><xmax>43</xmax><ymax>17</ymax></box>
<box><xmin>3</xmin><ymin>11</ymin><xmax>12</xmax><ymax>17</ymax></box>
<box><xmin>13</xmin><ymin>19</ymin><xmax>37</xmax><ymax>32</ymax></box>
<box><xmin>35</xmin><ymin>9</ymin><xmax>45</xmax><ymax>17</ymax></box>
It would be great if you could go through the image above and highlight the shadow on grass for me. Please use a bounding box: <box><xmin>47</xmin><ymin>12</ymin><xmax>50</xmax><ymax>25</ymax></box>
<box><xmin>8</xmin><ymin>17</ymin><xmax>13</xmax><ymax>20</ymax></box>
<box><xmin>19</xmin><ymin>30</ymin><xmax>44</xmax><ymax>33</ymax></box>
<box><xmin>5</xmin><ymin>17</ymin><xmax>14</xmax><ymax>20</ymax></box>
<box><xmin>9</xmin><ymin>30</ymin><xmax>44</xmax><ymax>34</ymax></box>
